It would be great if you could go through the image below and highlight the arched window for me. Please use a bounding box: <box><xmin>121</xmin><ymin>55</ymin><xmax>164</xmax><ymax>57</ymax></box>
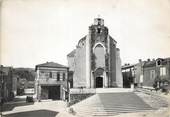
<box><xmin>94</xmin><ymin>44</ymin><xmax>105</xmax><ymax>68</ymax></box>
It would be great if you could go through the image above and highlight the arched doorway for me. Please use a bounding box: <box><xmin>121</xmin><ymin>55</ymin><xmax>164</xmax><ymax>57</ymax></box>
<box><xmin>96</xmin><ymin>77</ymin><xmax>103</xmax><ymax>88</ymax></box>
<box><xmin>94</xmin><ymin>68</ymin><xmax>104</xmax><ymax>88</ymax></box>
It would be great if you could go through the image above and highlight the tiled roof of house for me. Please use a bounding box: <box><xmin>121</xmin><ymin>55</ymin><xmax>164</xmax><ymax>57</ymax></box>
<box><xmin>143</xmin><ymin>60</ymin><xmax>156</xmax><ymax>67</ymax></box>
<box><xmin>67</xmin><ymin>49</ymin><xmax>76</xmax><ymax>57</ymax></box>
<box><xmin>36</xmin><ymin>62</ymin><xmax>67</xmax><ymax>69</ymax></box>
<box><xmin>143</xmin><ymin>58</ymin><xmax>170</xmax><ymax>67</ymax></box>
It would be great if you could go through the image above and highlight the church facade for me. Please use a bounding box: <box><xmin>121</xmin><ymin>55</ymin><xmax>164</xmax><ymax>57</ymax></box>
<box><xmin>67</xmin><ymin>18</ymin><xmax>123</xmax><ymax>88</ymax></box>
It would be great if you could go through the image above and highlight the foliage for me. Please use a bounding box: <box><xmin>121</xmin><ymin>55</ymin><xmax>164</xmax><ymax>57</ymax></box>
<box><xmin>91</xmin><ymin>53</ymin><xmax>96</xmax><ymax>70</ymax></box>
<box><xmin>13</xmin><ymin>68</ymin><xmax>35</xmax><ymax>81</ymax></box>
<box><xmin>105</xmin><ymin>52</ymin><xmax>109</xmax><ymax>70</ymax></box>
<box><xmin>153</xmin><ymin>76</ymin><xmax>170</xmax><ymax>93</ymax></box>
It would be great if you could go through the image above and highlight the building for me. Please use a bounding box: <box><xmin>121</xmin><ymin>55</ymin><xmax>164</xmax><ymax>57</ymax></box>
<box><xmin>35</xmin><ymin>62</ymin><xmax>68</xmax><ymax>101</ymax></box>
<box><xmin>122</xmin><ymin>58</ymin><xmax>170</xmax><ymax>88</ymax></box>
<box><xmin>0</xmin><ymin>65</ymin><xmax>14</xmax><ymax>102</ymax></box>
<box><xmin>121</xmin><ymin>64</ymin><xmax>135</xmax><ymax>88</ymax></box>
<box><xmin>142</xmin><ymin>58</ymin><xmax>170</xmax><ymax>88</ymax></box>
<box><xmin>67</xmin><ymin>18</ymin><xmax>123</xmax><ymax>88</ymax></box>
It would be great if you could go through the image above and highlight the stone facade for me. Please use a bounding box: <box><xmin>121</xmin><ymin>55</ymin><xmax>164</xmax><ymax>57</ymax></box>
<box><xmin>35</xmin><ymin>62</ymin><xmax>68</xmax><ymax>101</ymax></box>
<box><xmin>67</xmin><ymin>18</ymin><xmax>123</xmax><ymax>88</ymax></box>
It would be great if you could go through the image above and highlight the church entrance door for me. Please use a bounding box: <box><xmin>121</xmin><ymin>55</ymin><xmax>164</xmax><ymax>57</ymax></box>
<box><xmin>96</xmin><ymin>77</ymin><xmax>103</xmax><ymax>88</ymax></box>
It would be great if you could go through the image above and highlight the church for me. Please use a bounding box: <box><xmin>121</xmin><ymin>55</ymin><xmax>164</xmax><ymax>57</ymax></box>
<box><xmin>67</xmin><ymin>18</ymin><xmax>123</xmax><ymax>88</ymax></box>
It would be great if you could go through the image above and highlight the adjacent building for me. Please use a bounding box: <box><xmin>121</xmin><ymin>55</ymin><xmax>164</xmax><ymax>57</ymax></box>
<box><xmin>142</xmin><ymin>58</ymin><xmax>170</xmax><ymax>87</ymax></box>
<box><xmin>67</xmin><ymin>18</ymin><xmax>123</xmax><ymax>88</ymax></box>
<box><xmin>122</xmin><ymin>58</ymin><xmax>170</xmax><ymax>88</ymax></box>
<box><xmin>35</xmin><ymin>62</ymin><xmax>68</xmax><ymax>101</ymax></box>
<box><xmin>0</xmin><ymin>65</ymin><xmax>14</xmax><ymax>102</ymax></box>
<box><xmin>121</xmin><ymin>64</ymin><xmax>135</xmax><ymax>88</ymax></box>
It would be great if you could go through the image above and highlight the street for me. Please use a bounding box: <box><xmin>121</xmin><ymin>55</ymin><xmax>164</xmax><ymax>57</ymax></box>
<box><xmin>1</xmin><ymin>96</ymin><xmax>72</xmax><ymax>117</ymax></box>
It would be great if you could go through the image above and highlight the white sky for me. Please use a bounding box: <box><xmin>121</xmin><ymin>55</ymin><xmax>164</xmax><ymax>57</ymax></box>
<box><xmin>1</xmin><ymin>0</ymin><xmax>170</xmax><ymax>68</ymax></box>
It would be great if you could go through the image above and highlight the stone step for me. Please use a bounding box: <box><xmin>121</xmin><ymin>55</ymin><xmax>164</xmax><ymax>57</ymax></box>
<box><xmin>72</xmin><ymin>92</ymin><xmax>154</xmax><ymax>117</ymax></box>
<box><xmin>75</xmin><ymin>106</ymin><xmax>153</xmax><ymax>116</ymax></box>
<box><xmin>74</xmin><ymin>104</ymin><xmax>152</xmax><ymax>109</ymax></box>
<box><xmin>96</xmin><ymin>88</ymin><xmax>133</xmax><ymax>93</ymax></box>
<box><xmin>76</xmin><ymin>107</ymin><xmax>152</xmax><ymax>112</ymax></box>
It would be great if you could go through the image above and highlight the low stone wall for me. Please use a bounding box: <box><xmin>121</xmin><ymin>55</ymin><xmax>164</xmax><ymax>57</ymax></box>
<box><xmin>70</xmin><ymin>88</ymin><xmax>96</xmax><ymax>94</ymax></box>
<box><xmin>69</xmin><ymin>93</ymin><xmax>94</xmax><ymax>106</ymax></box>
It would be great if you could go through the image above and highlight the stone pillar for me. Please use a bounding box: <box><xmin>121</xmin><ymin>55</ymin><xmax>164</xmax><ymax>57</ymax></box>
<box><xmin>116</xmin><ymin>49</ymin><xmax>123</xmax><ymax>87</ymax></box>
<box><xmin>38</xmin><ymin>84</ymin><xmax>41</xmax><ymax>101</ymax></box>
<box><xmin>107</xmin><ymin>35</ymin><xmax>111</xmax><ymax>87</ymax></box>
<box><xmin>86</xmin><ymin>30</ymin><xmax>91</xmax><ymax>88</ymax></box>
<box><xmin>91</xmin><ymin>72</ymin><xmax>94</xmax><ymax>88</ymax></box>
<box><xmin>104</xmin><ymin>71</ymin><xmax>108</xmax><ymax>88</ymax></box>
<box><xmin>60</xmin><ymin>85</ymin><xmax>62</xmax><ymax>100</ymax></box>
<box><xmin>106</xmin><ymin>72</ymin><xmax>109</xmax><ymax>88</ymax></box>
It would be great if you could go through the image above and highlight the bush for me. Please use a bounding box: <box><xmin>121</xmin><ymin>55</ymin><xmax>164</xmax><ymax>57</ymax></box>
<box><xmin>153</xmin><ymin>77</ymin><xmax>170</xmax><ymax>93</ymax></box>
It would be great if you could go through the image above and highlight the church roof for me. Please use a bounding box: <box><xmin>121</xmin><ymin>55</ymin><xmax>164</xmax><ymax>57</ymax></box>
<box><xmin>78</xmin><ymin>36</ymin><xmax>86</xmax><ymax>46</ymax></box>
<box><xmin>35</xmin><ymin>62</ymin><xmax>67</xmax><ymax>70</ymax></box>
<box><xmin>109</xmin><ymin>35</ymin><xmax>117</xmax><ymax>44</ymax></box>
<box><xmin>67</xmin><ymin>49</ymin><xmax>76</xmax><ymax>57</ymax></box>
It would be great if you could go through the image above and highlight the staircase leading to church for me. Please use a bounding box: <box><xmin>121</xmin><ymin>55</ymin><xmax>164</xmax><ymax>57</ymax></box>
<box><xmin>72</xmin><ymin>92</ymin><xmax>154</xmax><ymax>117</ymax></box>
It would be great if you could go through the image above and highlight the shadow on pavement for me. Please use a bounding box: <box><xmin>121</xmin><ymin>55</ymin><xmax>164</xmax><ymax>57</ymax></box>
<box><xmin>4</xmin><ymin>109</ymin><xmax>59</xmax><ymax>117</ymax></box>
<box><xmin>3</xmin><ymin>102</ymin><xmax>34</xmax><ymax>112</ymax></box>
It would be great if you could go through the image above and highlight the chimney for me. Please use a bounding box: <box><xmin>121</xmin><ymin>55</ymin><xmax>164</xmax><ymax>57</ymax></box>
<box><xmin>147</xmin><ymin>58</ymin><xmax>150</xmax><ymax>62</ymax></box>
<box><xmin>139</xmin><ymin>59</ymin><xmax>142</xmax><ymax>63</ymax></box>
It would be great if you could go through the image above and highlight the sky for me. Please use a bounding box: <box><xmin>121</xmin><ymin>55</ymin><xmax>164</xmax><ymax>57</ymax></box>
<box><xmin>1</xmin><ymin>0</ymin><xmax>170</xmax><ymax>68</ymax></box>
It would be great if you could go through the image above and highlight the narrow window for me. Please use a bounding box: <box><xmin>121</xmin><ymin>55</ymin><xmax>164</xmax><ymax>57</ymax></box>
<box><xmin>49</xmin><ymin>72</ymin><xmax>52</xmax><ymax>78</ymax></box>
<box><xmin>63</xmin><ymin>73</ymin><xmax>65</xmax><ymax>81</ymax></box>
<box><xmin>150</xmin><ymin>70</ymin><xmax>155</xmax><ymax>79</ymax></box>
<box><xmin>97</xmin><ymin>28</ymin><xmax>101</xmax><ymax>33</ymax></box>
<box><xmin>57</xmin><ymin>72</ymin><xmax>60</xmax><ymax>81</ymax></box>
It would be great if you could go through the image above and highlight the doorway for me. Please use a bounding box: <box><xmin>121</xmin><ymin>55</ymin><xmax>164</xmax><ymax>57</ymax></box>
<box><xmin>48</xmin><ymin>86</ymin><xmax>60</xmax><ymax>100</ymax></box>
<box><xmin>96</xmin><ymin>77</ymin><xmax>103</xmax><ymax>88</ymax></box>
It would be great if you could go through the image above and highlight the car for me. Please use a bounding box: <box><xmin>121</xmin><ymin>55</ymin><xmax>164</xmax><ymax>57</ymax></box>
<box><xmin>26</xmin><ymin>95</ymin><xmax>34</xmax><ymax>102</ymax></box>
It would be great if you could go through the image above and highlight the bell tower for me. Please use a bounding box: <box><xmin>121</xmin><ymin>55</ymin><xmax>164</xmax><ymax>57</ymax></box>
<box><xmin>87</xmin><ymin>18</ymin><xmax>110</xmax><ymax>88</ymax></box>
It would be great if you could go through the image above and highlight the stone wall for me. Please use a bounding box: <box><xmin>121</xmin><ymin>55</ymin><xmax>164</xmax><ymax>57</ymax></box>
<box><xmin>116</xmin><ymin>48</ymin><xmax>123</xmax><ymax>87</ymax></box>
<box><xmin>69</xmin><ymin>93</ymin><xmax>94</xmax><ymax>106</ymax></box>
<box><xmin>109</xmin><ymin>37</ymin><xmax>117</xmax><ymax>87</ymax></box>
<box><xmin>67</xmin><ymin>55</ymin><xmax>75</xmax><ymax>71</ymax></box>
<box><xmin>73</xmin><ymin>43</ymin><xmax>86</xmax><ymax>88</ymax></box>
<box><xmin>143</xmin><ymin>67</ymin><xmax>157</xmax><ymax>87</ymax></box>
